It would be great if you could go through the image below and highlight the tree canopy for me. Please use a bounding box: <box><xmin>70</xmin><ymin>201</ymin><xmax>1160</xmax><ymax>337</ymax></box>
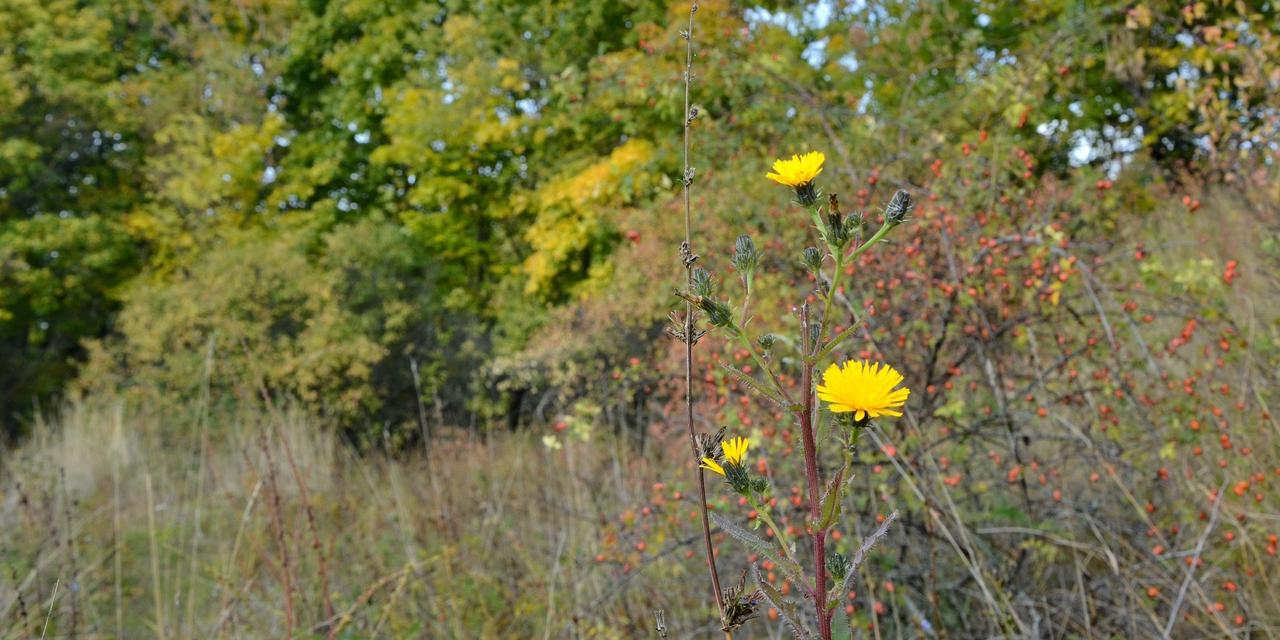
<box><xmin>2</xmin><ymin>0</ymin><xmax>1276</xmax><ymax>440</ymax></box>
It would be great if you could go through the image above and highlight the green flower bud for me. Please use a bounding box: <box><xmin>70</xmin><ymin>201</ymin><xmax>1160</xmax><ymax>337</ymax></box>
<box><xmin>757</xmin><ymin>333</ymin><xmax>776</xmax><ymax>356</ymax></box>
<box><xmin>691</xmin><ymin>267</ymin><xmax>715</xmax><ymax>298</ymax></box>
<box><xmin>827</xmin><ymin>552</ymin><xmax>853</xmax><ymax>583</ymax></box>
<box><xmin>700</xmin><ymin>296</ymin><xmax>734</xmax><ymax>328</ymax></box>
<box><xmin>885</xmin><ymin>189</ymin><xmax>914</xmax><ymax>225</ymax></box>
<box><xmin>732</xmin><ymin>235</ymin><xmax>761</xmax><ymax>274</ymax></box>
<box><xmin>801</xmin><ymin>246</ymin><xmax>823</xmax><ymax>273</ymax></box>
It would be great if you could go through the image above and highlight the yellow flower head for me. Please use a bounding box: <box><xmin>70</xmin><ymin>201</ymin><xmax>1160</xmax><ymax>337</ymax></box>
<box><xmin>816</xmin><ymin>360</ymin><xmax>910</xmax><ymax>421</ymax></box>
<box><xmin>722</xmin><ymin>436</ymin><xmax>749</xmax><ymax>465</ymax></box>
<box><xmin>700</xmin><ymin>436</ymin><xmax>750</xmax><ymax>477</ymax></box>
<box><xmin>766</xmin><ymin>151</ymin><xmax>825</xmax><ymax>188</ymax></box>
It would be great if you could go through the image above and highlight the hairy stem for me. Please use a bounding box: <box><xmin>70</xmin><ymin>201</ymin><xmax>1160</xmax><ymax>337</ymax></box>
<box><xmin>798</xmin><ymin>303</ymin><xmax>832</xmax><ymax>639</ymax></box>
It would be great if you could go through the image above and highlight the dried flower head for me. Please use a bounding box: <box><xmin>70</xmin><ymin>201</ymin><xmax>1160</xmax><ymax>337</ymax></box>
<box><xmin>694</xmin><ymin>426</ymin><xmax>727</xmax><ymax>462</ymax></box>
<box><xmin>721</xmin><ymin>570</ymin><xmax>764</xmax><ymax>632</ymax></box>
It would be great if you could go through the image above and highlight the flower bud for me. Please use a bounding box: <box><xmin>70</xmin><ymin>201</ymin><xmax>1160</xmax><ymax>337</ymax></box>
<box><xmin>701</xmin><ymin>296</ymin><xmax>734</xmax><ymax>328</ymax></box>
<box><xmin>827</xmin><ymin>552</ymin><xmax>853</xmax><ymax>583</ymax></box>
<box><xmin>691</xmin><ymin>267</ymin><xmax>715</xmax><ymax>298</ymax></box>
<box><xmin>885</xmin><ymin>189</ymin><xmax>914</xmax><ymax>225</ymax></box>
<box><xmin>732</xmin><ymin>234</ymin><xmax>762</xmax><ymax>278</ymax></box>
<box><xmin>757</xmin><ymin>333</ymin><xmax>776</xmax><ymax>356</ymax></box>
<box><xmin>801</xmin><ymin>246</ymin><xmax>823</xmax><ymax>274</ymax></box>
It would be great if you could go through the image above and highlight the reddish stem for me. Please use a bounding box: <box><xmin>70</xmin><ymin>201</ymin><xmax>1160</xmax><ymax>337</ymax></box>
<box><xmin>799</xmin><ymin>304</ymin><xmax>832</xmax><ymax>639</ymax></box>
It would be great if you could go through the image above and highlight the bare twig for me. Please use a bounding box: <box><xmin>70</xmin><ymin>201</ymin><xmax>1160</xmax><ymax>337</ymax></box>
<box><xmin>1161</xmin><ymin>479</ymin><xmax>1228</xmax><ymax>639</ymax></box>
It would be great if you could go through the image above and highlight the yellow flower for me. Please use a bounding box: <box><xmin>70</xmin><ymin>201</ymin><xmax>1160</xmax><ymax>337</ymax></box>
<box><xmin>700</xmin><ymin>457</ymin><xmax>726</xmax><ymax>476</ymax></box>
<box><xmin>766</xmin><ymin>151</ymin><xmax>825</xmax><ymax>188</ymax></box>
<box><xmin>722</xmin><ymin>436</ymin><xmax>749</xmax><ymax>465</ymax></box>
<box><xmin>816</xmin><ymin>360</ymin><xmax>911</xmax><ymax>421</ymax></box>
<box><xmin>700</xmin><ymin>436</ymin><xmax>750</xmax><ymax>477</ymax></box>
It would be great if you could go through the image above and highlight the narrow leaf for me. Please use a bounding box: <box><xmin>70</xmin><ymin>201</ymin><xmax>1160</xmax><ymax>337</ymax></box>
<box><xmin>817</xmin><ymin>466</ymin><xmax>846</xmax><ymax>531</ymax></box>
<box><xmin>711</xmin><ymin>512</ymin><xmax>804</xmax><ymax>581</ymax></box>
<box><xmin>830</xmin><ymin>510</ymin><xmax>899</xmax><ymax>607</ymax></box>
<box><xmin>752</xmin><ymin>564</ymin><xmax>814</xmax><ymax>640</ymax></box>
<box><xmin>719</xmin><ymin>362</ymin><xmax>786</xmax><ymax>409</ymax></box>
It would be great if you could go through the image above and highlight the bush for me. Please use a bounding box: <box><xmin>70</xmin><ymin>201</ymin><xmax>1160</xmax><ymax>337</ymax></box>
<box><xmin>0</xmin><ymin>214</ymin><xmax>137</xmax><ymax>439</ymax></box>
<box><xmin>81</xmin><ymin>218</ymin><xmax>481</xmax><ymax>448</ymax></box>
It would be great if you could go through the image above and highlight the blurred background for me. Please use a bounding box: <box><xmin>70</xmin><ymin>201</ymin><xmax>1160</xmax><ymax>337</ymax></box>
<box><xmin>1</xmin><ymin>0</ymin><xmax>1278</xmax><ymax>637</ymax></box>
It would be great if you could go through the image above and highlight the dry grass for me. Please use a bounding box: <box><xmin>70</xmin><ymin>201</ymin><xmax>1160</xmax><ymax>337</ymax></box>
<box><xmin>0</xmin><ymin>400</ymin><xmax>729</xmax><ymax>638</ymax></box>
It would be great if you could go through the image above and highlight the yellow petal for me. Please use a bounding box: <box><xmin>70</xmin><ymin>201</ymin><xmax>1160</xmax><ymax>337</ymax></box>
<box><xmin>700</xmin><ymin>457</ymin><xmax>726</xmax><ymax>476</ymax></box>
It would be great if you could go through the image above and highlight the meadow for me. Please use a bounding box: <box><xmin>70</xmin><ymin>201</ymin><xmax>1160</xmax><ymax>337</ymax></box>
<box><xmin>3</xmin><ymin>1</ymin><xmax>1280</xmax><ymax>638</ymax></box>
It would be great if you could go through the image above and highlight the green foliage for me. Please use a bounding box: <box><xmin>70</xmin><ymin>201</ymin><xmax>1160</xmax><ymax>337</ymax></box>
<box><xmin>0</xmin><ymin>0</ymin><xmax>138</xmax><ymax>217</ymax></box>
<box><xmin>2</xmin><ymin>0</ymin><xmax>1277</xmax><ymax>448</ymax></box>
<box><xmin>0</xmin><ymin>0</ymin><xmax>298</xmax><ymax>434</ymax></box>
<box><xmin>83</xmin><ymin>219</ymin><xmax>478</xmax><ymax>447</ymax></box>
<box><xmin>0</xmin><ymin>215</ymin><xmax>137</xmax><ymax>425</ymax></box>
<box><xmin>1</xmin><ymin>0</ymin><xmax>1279</xmax><ymax>636</ymax></box>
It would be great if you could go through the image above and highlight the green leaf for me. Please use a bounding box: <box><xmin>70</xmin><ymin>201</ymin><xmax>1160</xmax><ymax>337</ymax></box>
<box><xmin>817</xmin><ymin>466</ymin><xmax>846</xmax><ymax>531</ymax></box>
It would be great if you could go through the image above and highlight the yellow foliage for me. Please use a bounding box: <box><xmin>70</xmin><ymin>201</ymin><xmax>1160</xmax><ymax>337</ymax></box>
<box><xmin>521</xmin><ymin>139</ymin><xmax>655</xmax><ymax>297</ymax></box>
<box><xmin>539</xmin><ymin>138</ymin><xmax>654</xmax><ymax>209</ymax></box>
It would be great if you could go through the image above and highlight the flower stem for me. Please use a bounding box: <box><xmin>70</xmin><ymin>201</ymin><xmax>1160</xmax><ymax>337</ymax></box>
<box><xmin>731</xmin><ymin>329</ymin><xmax>794</xmax><ymax>406</ymax></box>
<box><xmin>818</xmin><ymin>221</ymin><xmax>891</xmax><ymax>351</ymax></box>
<box><xmin>747</xmin><ymin>493</ymin><xmax>795</xmax><ymax>564</ymax></box>
<box><xmin>677</xmin><ymin>2</ymin><xmax>727</xmax><ymax>631</ymax></box>
<box><xmin>818</xmin><ymin>250</ymin><xmax>844</xmax><ymax>352</ymax></box>
<box><xmin>797</xmin><ymin>303</ymin><xmax>833</xmax><ymax>639</ymax></box>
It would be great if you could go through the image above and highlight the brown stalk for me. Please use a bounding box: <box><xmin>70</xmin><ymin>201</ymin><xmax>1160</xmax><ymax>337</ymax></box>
<box><xmin>275</xmin><ymin>426</ymin><xmax>336</xmax><ymax>637</ymax></box>
<box><xmin>256</xmin><ymin>427</ymin><xmax>295</xmax><ymax>638</ymax></box>
<box><xmin>676</xmin><ymin>0</ymin><xmax>727</xmax><ymax>632</ymax></box>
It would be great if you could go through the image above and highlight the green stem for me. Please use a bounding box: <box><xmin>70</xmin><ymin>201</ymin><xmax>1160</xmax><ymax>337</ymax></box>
<box><xmin>732</xmin><ymin>329</ymin><xmax>794</xmax><ymax>406</ymax></box>
<box><xmin>747</xmin><ymin>493</ymin><xmax>795</xmax><ymax>563</ymax></box>
<box><xmin>817</xmin><ymin>251</ymin><xmax>844</xmax><ymax>356</ymax></box>
<box><xmin>817</xmin><ymin>222</ymin><xmax>892</xmax><ymax>353</ymax></box>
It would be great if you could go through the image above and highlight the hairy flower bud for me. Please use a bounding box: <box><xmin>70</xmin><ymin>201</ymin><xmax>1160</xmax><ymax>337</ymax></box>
<box><xmin>826</xmin><ymin>552</ymin><xmax>853</xmax><ymax>583</ymax></box>
<box><xmin>885</xmin><ymin>189</ymin><xmax>914</xmax><ymax>225</ymax></box>
<box><xmin>822</xmin><ymin>211</ymin><xmax>851</xmax><ymax>249</ymax></box>
<box><xmin>691</xmin><ymin>268</ymin><xmax>715</xmax><ymax>298</ymax></box>
<box><xmin>757</xmin><ymin>333</ymin><xmax>776</xmax><ymax>356</ymax></box>
<box><xmin>846</xmin><ymin>209</ymin><xmax>866</xmax><ymax>235</ymax></box>
<box><xmin>700</xmin><ymin>296</ymin><xmax>734</xmax><ymax>328</ymax></box>
<box><xmin>732</xmin><ymin>234</ymin><xmax>762</xmax><ymax>278</ymax></box>
<box><xmin>801</xmin><ymin>246</ymin><xmax>823</xmax><ymax>274</ymax></box>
